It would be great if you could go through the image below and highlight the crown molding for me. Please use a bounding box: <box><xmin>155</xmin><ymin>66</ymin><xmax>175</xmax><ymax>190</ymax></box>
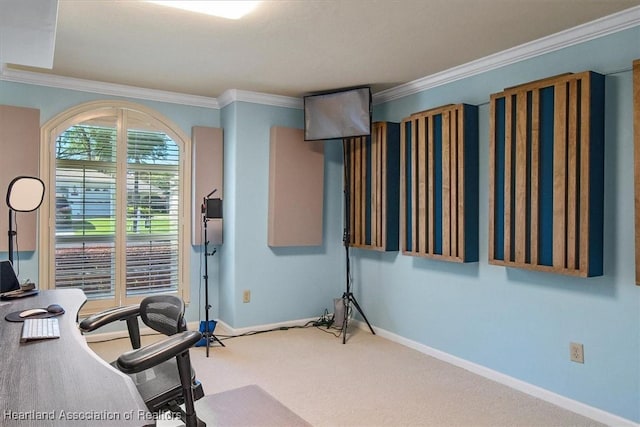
<box><xmin>218</xmin><ymin>89</ymin><xmax>302</xmax><ymax>109</ymax></box>
<box><xmin>0</xmin><ymin>65</ymin><xmax>220</xmax><ymax>109</ymax></box>
<box><xmin>2</xmin><ymin>6</ymin><xmax>638</xmax><ymax>109</ymax></box>
<box><xmin>373</xmin><ymin>5</ymin><xmax>640</xmax><ymax>104</ymax></box>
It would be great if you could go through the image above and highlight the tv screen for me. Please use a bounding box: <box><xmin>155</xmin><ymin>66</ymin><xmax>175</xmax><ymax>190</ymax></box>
<box><xmin>304</xmin><ymin>87</ymin><xmax>371</xmax><ymax>141</ymax></box>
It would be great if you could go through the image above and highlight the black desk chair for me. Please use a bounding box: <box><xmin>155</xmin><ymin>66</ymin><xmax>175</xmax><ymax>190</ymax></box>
<box><xmin>80</xmin><ymin>295</ymin><xmax>205</xmax><ymax>426</ymax></box>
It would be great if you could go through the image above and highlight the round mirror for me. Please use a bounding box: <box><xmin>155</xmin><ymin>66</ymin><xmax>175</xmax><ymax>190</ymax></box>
<box><xmin>6</xmin><ymin>176</ymin><xmax>45</xmax><ymax>212</ymax></box>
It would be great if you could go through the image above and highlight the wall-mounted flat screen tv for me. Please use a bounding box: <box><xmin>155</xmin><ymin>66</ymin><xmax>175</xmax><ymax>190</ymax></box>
<box><xmin>304</xmin><ymin>87</ymin><xmax>371</xmax><ymax>141</ymax></box>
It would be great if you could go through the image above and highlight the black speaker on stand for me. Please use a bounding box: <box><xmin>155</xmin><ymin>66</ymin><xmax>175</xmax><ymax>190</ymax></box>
<box><xmin>198</xmin><ymin>189</ymin><xmax>224</xmax><ymax>357</ymax></box>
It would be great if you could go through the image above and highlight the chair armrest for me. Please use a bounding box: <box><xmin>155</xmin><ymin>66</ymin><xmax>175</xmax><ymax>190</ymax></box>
<box><xmin>116</xmin><ymin>330</ymin><xmax>202</xmax><ymax>374</ymax></box>
<box><xmin>79</xmin><ymin>304</ymin><xmax>141</xmax><ymax>333</ymax></box>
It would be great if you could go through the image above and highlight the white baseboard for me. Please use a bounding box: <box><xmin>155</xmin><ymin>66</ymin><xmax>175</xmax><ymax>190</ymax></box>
<box><xmin>214</xmin><ymin>317</ymin><xmax>318</xmax><ymax>336</ymax></box>
<box><xmin>352</xmin><ymin>320</ymin><xmax>638</xmax><ymax>427</ymax></box>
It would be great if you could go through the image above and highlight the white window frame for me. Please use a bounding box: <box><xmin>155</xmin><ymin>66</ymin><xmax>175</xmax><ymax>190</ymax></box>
<box><xmin>39</xmin><ymin>100</ymin><xmax>191</xmax><ymax>314</ymax></box>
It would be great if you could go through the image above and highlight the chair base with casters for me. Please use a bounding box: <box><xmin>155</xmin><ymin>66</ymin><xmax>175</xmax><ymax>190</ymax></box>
<box><xmin>80</xmin><ymin>295</ymin><xmax>205</xmax><ymax>425</ymax></box>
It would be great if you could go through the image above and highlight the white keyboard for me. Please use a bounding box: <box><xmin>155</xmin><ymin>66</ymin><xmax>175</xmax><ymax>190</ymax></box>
<box><xmin>20</xmin><ymin>318</ymin><xmax>60</xmax><ymax>343</ymax></box>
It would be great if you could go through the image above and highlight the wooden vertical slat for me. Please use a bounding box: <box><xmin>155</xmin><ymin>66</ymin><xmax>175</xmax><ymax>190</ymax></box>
<box><xmin>442</xmin><ymin>110</ymin><xmax>451</xmax><ymax>256</ymax></box>
<box><xmin>363</xmin><ymin>136</ymin><xmax>367</xmax><ymax>245</ymax></box>
<box><xmin>412</xmin><ymin>117</ymin><xmax>419</xmax><ymax>254</ymax></box>
<box><xmin>427</xmin><ymin>115</ymin><xmax>435</xmax><ymax>254</ymax></box>
<box><xmin>450</xmin><ymin>108</ymin><xmax>458</xmax><ymax>258</ymax></box>
<box><xmin>374</xmin><ymin>124</ymin><xmax>380</xmax><ymax>247</ymax></box>
<box><xmin>515</xmin><ymin>91</ymin><xmax>528</xmax><ymax>264</ymax></box>
<box><xmin>489</xmin><ymin>96</ymin><xmax>497</xmax><ymax>261</ymax></box>
<box><xmin>364</xmin><ymin>130</ymin><xmax>382</xmax><ymax>247</ymax></box>
<box><xmin>352</xmin><ymin>138</ymin><xmax>358</xmax><ymax>245</ymax></box>
<box><xmin>418</xmin><ymin>116</ymin><xmax>427</xmax><ymax>254</ymax></box>
<box><xmin>530</xmin><ymin>90</ymin><xmax>540</xmax><ymax>265</ymax></box>
<box><xmin>378</xmin><ymin>124</ymin><xmax>384</xmax><ymax>247</ymax></box>
<box><xmin>378</xmin><ymin>124</ymin><xmax>384</xmax><ymax>246</ymax></box>
<box><xmin>350</xmin><ymin>140</ymin><xmax>356</xmax><ymax>245</ymax></box>
<box><xmin>457</xmin><ymin>106</ymin><xmax>465</xmax><ymax>259</ymax></box>
<box><xmin>347</xmin><ymin>138</ymin><xmax>354</xmax><ymax>245</ymax></box>
<box><xmin>566</xmin><ymin>78</ymin><xmax>579</xmax><ymax>269</ymax></box>
<box><xmin>343</xmin><ymin>141</ymin><xmax>348</xmax><ymax>243</ymax></box>
<box><xmin>579</xmin><ymin>75</ymin><xmax>591</xmax><ymax>273</ymax></box>
<box><xmin>504</xmin><ymin>95</ymin><xmax>514</xmax><ymax>262</ymax></box>
<box><xmin>360</xmin><ymin>137</ymin><xmax>365</xmax><ymax>245</ymax></box>
<box><xmin>634</xmin><ymin>60</ymin><xmax>640</xmax><ymax>285</ymax></box>
<box><xmin>553</xmin><ymin>82</ymin><xmax>568</xmax><ymax>268</ymax></box>
<box><xmin>400</xmin><ymin>121</ymin><xmax>407</xmax><ymax>252</ymax></box>
<box><xmin>356</xmin><ymin>137</ymin><xmax>367</xmax><ymax>245</ymax></box>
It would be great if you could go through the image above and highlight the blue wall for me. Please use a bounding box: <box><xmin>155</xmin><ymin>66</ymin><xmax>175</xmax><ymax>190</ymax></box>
<box><xmin>362</xmin><ymin>26</ymin><xmax>640</xmax><ymax>422</ymax></box>
<box><xmin>219</xmin><ymin>101</ymin><xmax>344</xmax><ymax>328</ymax></box>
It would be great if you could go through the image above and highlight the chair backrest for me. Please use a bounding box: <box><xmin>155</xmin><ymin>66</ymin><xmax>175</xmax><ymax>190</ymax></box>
<box><xmin>140</xmin><ymin>294</ymin><xmax>186</xmax><ymax>336</ymax></box>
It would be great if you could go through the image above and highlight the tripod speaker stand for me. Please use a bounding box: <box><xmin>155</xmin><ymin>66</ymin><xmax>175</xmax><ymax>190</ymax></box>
<box><xmin>341</xmin><ymin>139</ymin><xmax>375</xmax><ymax>344</ymax></box>
<box><xmin>200</xmin><ymin>191</ymin><xmax>225</xmax><ymax>357</ymax></box>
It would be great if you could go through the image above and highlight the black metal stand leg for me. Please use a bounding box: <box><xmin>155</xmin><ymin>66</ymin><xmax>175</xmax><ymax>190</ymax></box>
<box><xmin>341</xmin><ymin>291</ymin><xmax>376</xmax><ymax>344</ymax></box>
<box><xmin>348</xmin><ymin>292</ymin><xmax>375</xmax><ymax>333</ymax></box>
<box><xmin>203</xmin><ymin>326</ymin><xmax>225</xmax><ymax>358</ymax></box>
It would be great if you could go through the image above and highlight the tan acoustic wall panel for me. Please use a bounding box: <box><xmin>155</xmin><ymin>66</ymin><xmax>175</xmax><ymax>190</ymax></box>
<box><xmin>0</xmin><ymin>105</ymin><xmax>41</xmax><ymax>253</ymax></box>
<box><xmin>268</xmin><ymin>127</ymin><xmax>324</xmax><ymax>247</ymax></box>
<box><xmin>192</xmin><ymin>126</ymin><xmax>223</xmax><ymax>246</ymax></box>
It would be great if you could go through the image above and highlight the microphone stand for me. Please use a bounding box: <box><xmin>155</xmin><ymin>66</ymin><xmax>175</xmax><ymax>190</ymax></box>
<box><xmin>202</xmin><ymin>195</ymin><xmax>224</xmax><ymax>357</ymax></box>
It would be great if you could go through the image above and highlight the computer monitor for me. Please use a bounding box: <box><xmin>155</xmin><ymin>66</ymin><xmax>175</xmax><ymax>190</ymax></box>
<box><xmin>0</xmin><ymin>260</ymin><xmax>20</xmax><ymax>293</ymax></box>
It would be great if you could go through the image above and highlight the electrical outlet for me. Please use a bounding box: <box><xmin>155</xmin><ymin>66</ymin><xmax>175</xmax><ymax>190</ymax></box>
<box><xmin>570</xmin><ymin>342</ymin><xmax>584</xmax><ymax>363</ymax></box>
<box><xmin>242</xmin><ymin>290</ymin><xmax>251</xmax><ymax>303</ymax></box>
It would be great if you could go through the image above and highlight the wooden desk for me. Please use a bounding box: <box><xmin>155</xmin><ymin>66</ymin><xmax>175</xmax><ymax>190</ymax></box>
<box><xmin>0</xmin><ymin>289</ymin><xmax>154</xmax><ymax>426</ymax></box>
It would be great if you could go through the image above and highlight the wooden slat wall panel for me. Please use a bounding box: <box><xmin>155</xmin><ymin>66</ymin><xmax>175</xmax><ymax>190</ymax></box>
<box><xmin>344</xmin><ymin>122</ymin><xmax>400</xmax><ymax>251</ymax></box>
<box><xmin>400</xmin><ymin>104</ymin><xmax>479</xmax><ymax>262</ymax></box>
<box><xmin>489</xmin><ymin>71</ymin><xmax>605</xmax><ymax>277</ymax></box>
<box><xmin>634</xmin><ymin>59</ymin><xmax>640</xmax><ymax>285</ymax></box>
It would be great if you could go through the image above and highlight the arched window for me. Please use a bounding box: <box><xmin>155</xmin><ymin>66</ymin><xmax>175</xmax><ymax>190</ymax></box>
<box><xmin>40</xmin><ymin>101</ymin><xmax>191</xmax><ymax>312</ymax></box>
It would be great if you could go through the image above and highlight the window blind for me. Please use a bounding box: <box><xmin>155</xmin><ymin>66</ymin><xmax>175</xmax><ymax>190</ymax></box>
<box><xmin>54</xmin><ymin>122</ymin><xmax>180</xmax><ymax>300</ymax></box>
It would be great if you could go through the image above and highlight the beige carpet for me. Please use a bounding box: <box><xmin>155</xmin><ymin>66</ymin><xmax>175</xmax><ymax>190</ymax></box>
<box><xmin>89</xmin><ymin>325</ymin><xmax>604</xmax><ymax>427</ymax></box>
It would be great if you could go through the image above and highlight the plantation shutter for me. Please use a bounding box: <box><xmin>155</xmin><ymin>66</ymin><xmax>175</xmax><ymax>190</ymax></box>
<box><xmin>125</xmin><ymin>125</ymin><xmax>180</xmax><ymax>296</ymax></box>
<box><xmin>53</xmin><ymin>114</ymin><xmax>181</xmax><ymax>302</ymax></box>
<box><xmin>55</xmin><ymin>121</ymin><xmax>118</xmax><ymax>299</ymax></box>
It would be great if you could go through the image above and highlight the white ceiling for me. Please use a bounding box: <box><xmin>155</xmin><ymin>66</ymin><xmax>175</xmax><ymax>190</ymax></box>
<box><xmin>2</xmin><ymin>0</ymin><xmax>640</xmax><ymax>100</ymax></box>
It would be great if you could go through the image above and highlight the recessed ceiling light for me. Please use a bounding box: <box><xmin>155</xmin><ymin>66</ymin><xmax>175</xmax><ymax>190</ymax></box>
<box><xmin>147</xmin><ymin>1</ymin><xmax>261</xmax><ymax>20</ymax></box>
